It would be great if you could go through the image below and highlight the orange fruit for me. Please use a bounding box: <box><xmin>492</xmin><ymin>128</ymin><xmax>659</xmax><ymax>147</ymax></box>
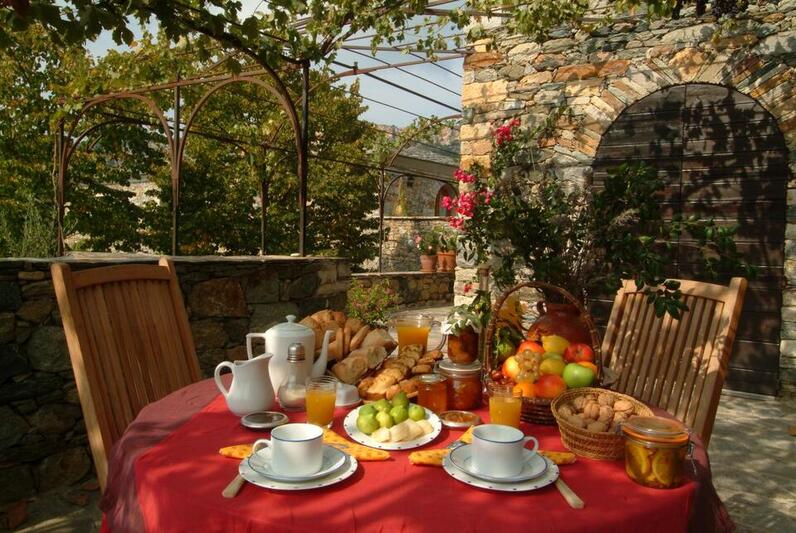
<box><xmin>513</xmin><ymin>381</ymin><xmax>535</xmax><ymax>398</ymax></box>
<box><xmin>516</xmin><ymin>340</ymin><xmax>544</xmax><ymax>355</ymax></box>
<box><xmin>577</xmin><ymin>362</ymin><xmax>598</xmax><ymax>375</ymax></box>
<box><xmin>501</xmin><ymin>356</ymin><xmax>521</xmax><ymax>381</ymax></box>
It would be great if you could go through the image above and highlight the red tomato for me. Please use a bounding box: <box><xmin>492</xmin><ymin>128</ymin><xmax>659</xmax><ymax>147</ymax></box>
<box><xmin>563</xmin><ymin>343</ymin><xmax>595</xmax><ymax>364</ymax></box>
<box><xmin>516</xmin><ymin>340</ymin><xmax>544</xmax><ymax>355</ymax></box>
<box><xmin>534</xmin><ymin>374</ymin><xmax>567</xmax><ymax>399</ymax></box>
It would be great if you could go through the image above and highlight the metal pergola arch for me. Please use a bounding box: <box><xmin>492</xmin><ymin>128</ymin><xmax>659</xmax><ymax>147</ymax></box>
<box><xmin>53</xmin><ymin>24</ymin><xmax>464</xmax><ymax>262</ymax></box>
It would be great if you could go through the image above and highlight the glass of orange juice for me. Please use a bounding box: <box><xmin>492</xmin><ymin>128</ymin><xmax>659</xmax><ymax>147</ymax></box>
<box><xmin>390</xmin><ymin>312</ymin><xmax>445</xmax><ymax>352</ymax></box>
<box><xmin>306</xmin><ymin>376</ymin><xmax>337</xmax><ymax>427</ymax></box>
<box><xmin>489</xmin><ymin>383</ymin><xmax>522</xmax><ymax>428</ymax></box>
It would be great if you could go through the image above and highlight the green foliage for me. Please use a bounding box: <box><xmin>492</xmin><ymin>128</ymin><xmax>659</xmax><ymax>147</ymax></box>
<box><xmin>0</xmin><ymin>194</ymin><xmax>57</xmax><ymax>257</ymax></box>
<box><xmin>449</xmin><ymin>121</ymin><xmax>754</xmax><ymax>319</ymax></box>
<box><xmin>346</xmin><ymin>279</ymin><xmax>399</xmax><ymax>326</ymax></box>
<box><xmin>415</xmin><ymin>229</ymin><xmax>439</xmax><ymax>255</ymax></box>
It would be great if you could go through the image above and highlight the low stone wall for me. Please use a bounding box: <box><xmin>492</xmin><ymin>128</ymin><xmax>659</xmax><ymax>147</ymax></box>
<box><xmin>379</xmin><ymin>216</ymin><xmax>449</xmax><ymax>272</ymax></box>
<box><xmin>0</xmin><ymin>254</ymin><xmax>350</xmax><ymax>508</ymax></box>
<box><xmin>351</xmin><ymin>272</ymin><xmax>454</xmax><ymax>309</ymax></box>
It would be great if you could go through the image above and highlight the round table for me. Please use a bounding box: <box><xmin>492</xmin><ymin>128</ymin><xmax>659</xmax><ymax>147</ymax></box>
<box><xmin>99</xmin><ymin>379</ymin><xmax>732</xmax><ymax>533</ymax></box>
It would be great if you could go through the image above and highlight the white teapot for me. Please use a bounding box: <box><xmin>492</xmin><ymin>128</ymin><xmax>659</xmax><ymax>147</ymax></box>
<box><xmin>246</xmin><ymin>315</ymin><xmax>332</xmax><ymax>393</ymax></box>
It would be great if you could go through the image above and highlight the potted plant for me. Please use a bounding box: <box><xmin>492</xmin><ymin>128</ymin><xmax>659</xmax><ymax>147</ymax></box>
<box><xmin>415</xmin><ymin>230</ymin><xmax>439</xmax><ymax>272</ymax></box>
<box><xmin>444</xmin><ymin>115</ymin><xmax>753</xmax><ymax>326</ymax></box>
<box><xmin>435</xmin><ymin>228</ymin><xmax>457</xmax><ymax>272</ymax></box>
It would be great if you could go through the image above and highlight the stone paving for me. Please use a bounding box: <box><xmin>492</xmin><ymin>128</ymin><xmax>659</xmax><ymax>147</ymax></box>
<box><xmin>9</xmin><ymin>305</ymin><xmax>795</xmax><ymax>532</ymax></box>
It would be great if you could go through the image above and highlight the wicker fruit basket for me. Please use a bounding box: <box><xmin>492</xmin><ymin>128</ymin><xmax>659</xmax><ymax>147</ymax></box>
<box><xmin>551</xmin><ymin>387</ymin><xmax>653</xmax><ymax>460</ymax></box>
<box><xmin>483</xmin><ymin>281</ymin><xmax>603</xmax><ymax>425</ymax></box>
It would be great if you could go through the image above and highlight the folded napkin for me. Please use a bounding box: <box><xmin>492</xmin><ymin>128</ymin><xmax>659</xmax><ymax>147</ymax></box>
<box><xmin>218</xmin><ymin>428</ymin><xmax>390</xmax><ymax>462</ymax></box>
<box><xmin>408</xmin><ymin>448</ymin><xmax>577</xmax><ymax>467</ymax></box>
<box><xmin>408</xmin><ymin>426</ymin><xmax>576</xmax><ymax>467</ymax></box>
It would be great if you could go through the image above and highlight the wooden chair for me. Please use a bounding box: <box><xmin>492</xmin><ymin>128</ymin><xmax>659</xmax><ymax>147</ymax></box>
<box><xmin>51</xmin><ymin>258</ymin><xmax>202</xmax><ymax>491</ymax></box>
<box><xmin>601</xmin><ymin>278</ymin><xmax>747</xmax><ymax>446</ymax></box>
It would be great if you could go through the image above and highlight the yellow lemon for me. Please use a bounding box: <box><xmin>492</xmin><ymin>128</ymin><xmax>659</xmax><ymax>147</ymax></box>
<box><xmin>626</xmin><ymin>443</ymin><xmax>651</xmax><ymax>478</ymax></box>
<box><xmin>539</xmin><ymin>358</ymin><xmax>566</xmax><ymax>376</ymax></box>
<box><xmin>652</xmin><ymin>449</ymin><xmax>677</xmax><ymax>487</ymax></box>
<box><xmin>542</xmin><ymin>335</ymin><xmax>570</xmax><ymax>355</ymax></box>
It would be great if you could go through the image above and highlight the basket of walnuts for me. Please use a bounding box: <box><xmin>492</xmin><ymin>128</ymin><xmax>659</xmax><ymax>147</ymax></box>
<box><xmin>551</xmin><ymin>387</ymin><xmax>653</xmax><ymax>460</ymax></box>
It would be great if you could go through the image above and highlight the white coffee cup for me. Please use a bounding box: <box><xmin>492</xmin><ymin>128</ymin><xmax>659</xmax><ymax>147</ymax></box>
<box><xmin>471</xmin><ymin>424</ymin><xmax>539</xmax><ymax>478</ymax></box>
<box><xmin>253</xmin><ymin>423</ymin><xmax>324</xmax><ymax>476</ymax></box>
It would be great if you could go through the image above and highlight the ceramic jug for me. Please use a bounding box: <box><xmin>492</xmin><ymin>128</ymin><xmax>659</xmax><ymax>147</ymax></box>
<box><xmin>246</xmin><ymin>315</ymin><xmax>332</xmax><ymax>393</ymax></box>
<box><xmin>214</xmin><ymin>353</ymin><xmax>274</xmax><ymax>416</ymax></box>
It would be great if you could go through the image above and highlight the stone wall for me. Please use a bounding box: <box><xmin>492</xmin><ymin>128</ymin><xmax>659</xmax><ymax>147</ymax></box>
<box><xmin>352</xmin><ymin>272</ymin><xmax>454</xmax><ymax>309</ymax></box>
<box><xmin>0</xmin><ymin>254</ymin><xmax>350</xmax><ymax>508</ymax></box>
<box><xmin>383</xmin><ymin>175</ymin><xmax>451</xmax><ymax>216</ymax></box>
<box><xmin>458</xmin><ymin>2</ymin><xmax>796</xmax><ymax>394</ymax></box>
<box><xmin>378</xmin><ymin>216</ymin><xmax>450</xmax><ymax>272</ymax></box>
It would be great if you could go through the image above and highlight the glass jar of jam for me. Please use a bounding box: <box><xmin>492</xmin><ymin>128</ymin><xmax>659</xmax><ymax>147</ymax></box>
<box><xmin>436</xmin><ymin>359</ymin><xmax>482</xmax><ymax>411</ymax></box>
<box><xmin>417</xmin><ymin>374</ymin><xmax>448</xmax><ymax>413</ymax></box>
<box><xmin>621</xmin><ymin>416</ymin><xmax>691</xmax><ymax>489</ymax></box>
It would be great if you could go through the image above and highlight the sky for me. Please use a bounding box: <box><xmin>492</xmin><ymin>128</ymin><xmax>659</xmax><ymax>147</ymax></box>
<box><xmin>85</xmin><ymin>2</ymin><xmax>465</xmax><ymax>128</ymax></box>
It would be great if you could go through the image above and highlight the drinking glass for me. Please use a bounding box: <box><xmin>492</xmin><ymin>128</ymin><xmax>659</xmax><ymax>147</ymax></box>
<box><xmin>488</xmin><ymin>383</ymin><xmax>522</xmax><ymax>428</ymax></box>
<box><xmin>305</xmin><ymin>376</ymin><xmax>337</xmax><ymax>427</ymax></box>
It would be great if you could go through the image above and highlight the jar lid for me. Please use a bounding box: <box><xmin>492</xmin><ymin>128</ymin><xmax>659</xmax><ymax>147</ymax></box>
<box><xmin>436</xmin><ymin>359</ymin><xmax>482</xmax><ymax>376</ymax></box>
<box><xmin>418</xmin><ymin>373</ymin><xmax>446</xmax><ymax>384</ymax></box>
<box><xmin>621</xmin><ymin>416</ymin><xmax>689</xmax><ymax>445</ymax></box>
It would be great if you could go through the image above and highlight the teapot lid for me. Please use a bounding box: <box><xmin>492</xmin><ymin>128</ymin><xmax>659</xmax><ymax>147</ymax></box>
<box><xmin>267</xmin><ymin>315</ymin><xmax>312</xmax><ymax>337</ymax></box>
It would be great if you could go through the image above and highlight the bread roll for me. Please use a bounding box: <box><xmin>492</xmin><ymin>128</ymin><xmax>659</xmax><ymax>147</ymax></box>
<box><xmin>361</xmin><ymin>328</ymin><xmax>398</xmax><ymax>353</ymax></box>
<box><xmin>299</xmin><ymin>316</ymin><xmax>324</xmax><ymax>350</ymax></box>
<box><xmin>350</xmin><ymin>325</ymin><xmax>371</xmax><ymax>351</ymax></box>
<box><xmin>331</xmin><ymin>353</ymin><xmax>368</xmax><ymax>384</ymax></box>
<box><xmin>344</xmin><ymin>317</ymin><xmax>365</xmax><ymax>334</ymax></box>
<box><xmin>332</xmin><ymin>310</ymin><xmax>346</xmax><ymax>328</ymax></box>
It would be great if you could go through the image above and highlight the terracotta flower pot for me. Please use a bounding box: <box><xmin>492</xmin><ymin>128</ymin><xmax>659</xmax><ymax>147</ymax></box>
<box><xmin>526</xmin><ymin>302</ymin><xmax>591</xmax><ymax>345</ymax></box>
<box><xmin>436</xmin><ymin>251</ymin><xmax>456</xmax><ymax>272</ymax></box>
<box><xmin>419</xmin><ymin>254</ymin><xmax>437</xmax><ymax>273</ymax></box>
<box><xmin>447</xmin><ymin>325</ymin><xmax>479</xmax><ymax>364</ymax></box>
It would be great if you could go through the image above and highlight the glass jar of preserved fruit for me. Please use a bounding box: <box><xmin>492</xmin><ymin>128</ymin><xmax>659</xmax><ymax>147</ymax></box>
<box><xmin>417</xmin><ymin>374</ymin><xmax>448</xmax><ymax>413</ymax></box>
<box><xmin>621</xmin><ymin>416</ymin><xmax>691</xmax><ymax>489</ymax></box>
<box><xmin>436</xmin><ymin>359</ymin><xmax>482</xmax><ymax>411</ymax></box>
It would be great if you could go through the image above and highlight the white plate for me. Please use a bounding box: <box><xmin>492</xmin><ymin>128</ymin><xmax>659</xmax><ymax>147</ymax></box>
<box><xmin>246</xmin><ymin>445</ymin><xmax>347</xmax><ymax>482</ymax></box>
<box><xmin>240</xmin><ymin>455</ymin><xmax>358</xmax><ymax>491</ymax></box>
<box><xmin>343</xmin><ymin>407</ymin><xmax>442</xmax><ymax>450</ymax></box>
<box><xmin>443</xmin><ymin>454</ymin><xmax>559</xmax><ymax>492</ymax></box>
<box><xmin>449</xmin><ymin>445</ymin><xmax>547</xmax><ymax>483</ymax></box>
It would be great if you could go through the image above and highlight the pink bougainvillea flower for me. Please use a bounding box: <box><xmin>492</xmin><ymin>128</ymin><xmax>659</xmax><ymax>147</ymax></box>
<box><xmin>449</xmin><ymin>216</ymin><xmax>465</xmax><ymax>230</ymax></box>
<box><xmin>481</xmin><ymin>189</ymin><xmax>493</xmax><ymax>205</ymax></box>
<box><xmin>463</xmin><ymin>282</ymin><xmax>473</xmax><ymax>294</ymax></box>
<box><xmin>441</xmin><ymin>195</ymin><xmax>454</xmax><ymax>210</ymax></box>
<box><xmin>414</xmin><ymin>235</ymin><xmax>421</xmax><ymax>244</ymax></box>
<box><xmin>454</xmin><ymin>168</ymin><xmax>475</xmax><ymax>184</ymax></box>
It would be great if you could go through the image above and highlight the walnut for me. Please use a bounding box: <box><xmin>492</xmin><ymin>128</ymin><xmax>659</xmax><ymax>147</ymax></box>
<box><xmin>558</xmin><ymin>405</ymin><xmax>574</xmax><ymax>418</ymax></box>
<box><xmin>598</xmin><ymin>405</ymin><xmax>614</xmax><ymax>423</ymax></box>
<box><xmin>584</xmin><ymin>393</ymin><xmax>598</xmax><ymax>404</ymax></box>
<box><xmin>568</xmin><ymin>414</ymin><xmax>587</xmax><ymax>429</ymax></box>
<box><xmin>572</xmin><ymin>396</ymin><xmax>586</xmax><ymax>411</ymax></box>
<box><xmin>583</xmin><ymin>401</ymin><xmax>600</xmax><ymax>420</ymax></box>
<box><xmin>613</xmin><ymin>411</ymin><xmax>629</xmax><ymax>425</ymax></box>
<box><xmin>587</xmin><ymin>421</ymin><xmax>608</xmax><ymax>433</ymax></box>
<box><xmin>613</xmin><ymin>399</ymin><xmax>634</xmax><ymax>414</ymax></box>
<box><xmin>597</xmin><ymin>393</ymin><xmax>614</xmax><ymax>407</ymax></box>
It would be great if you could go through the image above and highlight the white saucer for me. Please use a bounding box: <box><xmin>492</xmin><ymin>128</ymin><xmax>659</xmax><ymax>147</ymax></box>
<box><xmin>449</xmin><ymin>445</ymin><xmax>548</xmax><ymax>483</ymax></box>
<box><xmin>246</xmin><ymin>445</ymin><xmax>347</xmax><ymax>482</ymax></box>
<box><xmin>443</xmin><ymin>454</ymin><xmax>559</xmax><ymax>493</ymax></box>
<box><xmin>240</xmin><ymin>455</ymin><xmax>358</xmax><ymax>491</ymax></box>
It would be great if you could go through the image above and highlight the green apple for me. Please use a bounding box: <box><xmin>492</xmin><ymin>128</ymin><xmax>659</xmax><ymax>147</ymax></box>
<box><xmin>562</xmin><ymin>362</ymin><xmax>595</xmax><ymax>388</ymax></box>
<box><xmin>356</xmin><ymin>414</ymin><xmax>379</xmax><ymax>435</ymax></box>
<box><xmin>407</xmin><ymin>404</ymin><xmax>426</xmax><ymax>421</ymax></box>
<box><xmin>358</xmin><ymin>404</ymin><xmax>377</xmax><ymax>418</ymax></box>
<box><xmin>375</xmin><ymin>411</ymin><xmax>394</xmax><ymax>428</ymax></box>
<box><xmin>390</xmin><ymin>405</ymin><xmax>408</xmax><ymax>424</ymax></box>
<box><xmin>373</xmin><ymin>398</ymin><xmax>391</xmax><ymax>413</ymax></box>
<box><xmin>391</xmin><ymin>391</ymin><xmax>409</xmax><ymax>408</ymax></box>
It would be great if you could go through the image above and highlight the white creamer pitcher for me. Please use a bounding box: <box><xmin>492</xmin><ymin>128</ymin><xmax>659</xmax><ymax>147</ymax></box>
<box><xmin>214</xmin><ymin>353</ymin><xmax>274</xmax><ymax>416</ymax></box>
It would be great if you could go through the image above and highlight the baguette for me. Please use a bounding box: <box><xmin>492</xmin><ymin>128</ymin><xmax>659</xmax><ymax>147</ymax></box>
<box><xmin>332</xmin><ymin>310</ymin><xmax>347</xmax><ymax>328</ymax></box>
<box><xmin>344</xmin><ymin>317</ymin><xmax>365</xmax><ymax>334</ymax></box>
<box><xmin>343</xmin><ymin>327</ymin><xmax>352</xmax><ymax>356</ymax></box>
<box><xmin>300</xmin><ymin>316</ymin><xmax>325</xmax><ymax>350</ymax></box>
<box><xmin>361</xmin><ymin>328</ymin><xmax>398</xmax><ymax>353</ymax></box>
<box><xmin>349</xmin><ymin>325</ymin><xmax>371</xmax><ymax>351</ymax></box>
<box><xmin>331</xmin><ymin>353</ymin><xmax>368</xmax><ymax>384</ymax></box>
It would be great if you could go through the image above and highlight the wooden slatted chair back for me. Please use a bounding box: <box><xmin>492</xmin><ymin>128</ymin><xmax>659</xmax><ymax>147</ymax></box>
<box><xmin>602</xmin><ymin>278</ymin><xmax>747</xmax><ymax>446</ymax></box>
<box><xmin>51</xmin><ymin>258</ymin><xmax>201</xmax><ymax>491</ymax></box>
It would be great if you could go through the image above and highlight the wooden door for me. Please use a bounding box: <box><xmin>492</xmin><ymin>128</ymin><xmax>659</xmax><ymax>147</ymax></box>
<box><xmin>592</xmin><ymin>84</ymin><xmax>788</xmax><ymax>395</ymax></box>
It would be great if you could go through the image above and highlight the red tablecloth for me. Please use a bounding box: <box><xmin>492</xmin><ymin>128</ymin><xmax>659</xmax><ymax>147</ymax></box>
<box><xmin>100</xmin><ymin>379</ymin><xmax>733</xmax><ymax>533</ymax></box>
